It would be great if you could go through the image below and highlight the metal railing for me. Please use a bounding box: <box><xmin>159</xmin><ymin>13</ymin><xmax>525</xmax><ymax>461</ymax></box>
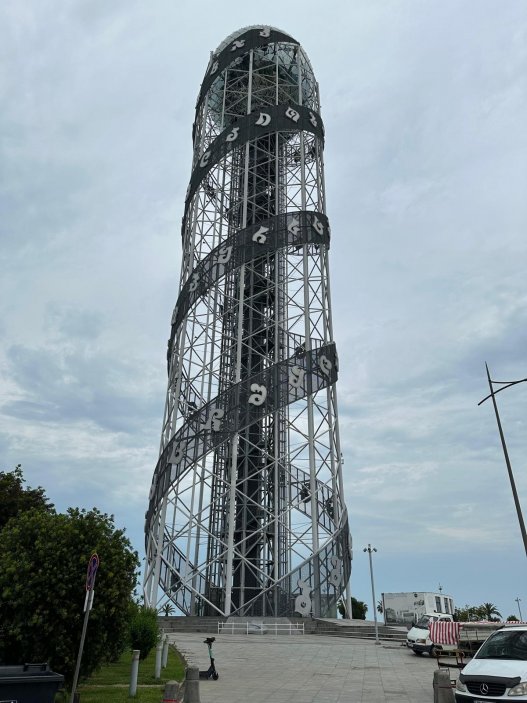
<box><xmin>218</xmin><ymin>621</ymin><xmax>304</xmax><ymax>635</ymax></box>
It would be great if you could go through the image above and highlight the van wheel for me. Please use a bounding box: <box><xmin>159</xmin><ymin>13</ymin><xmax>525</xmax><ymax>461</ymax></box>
<box><xmin>430</xmin><ymin>646</ymin><xmax>439</xmax><ymax>657</ymax></box>
<box><xmin>413</xmin><ymin>650</ymin><xmax>423</xmax><ymax>656</ymax></box>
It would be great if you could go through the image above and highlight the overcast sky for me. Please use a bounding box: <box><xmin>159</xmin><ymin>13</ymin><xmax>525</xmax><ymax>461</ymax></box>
<box><xmin>1</xmin><ymin>0</ymin><xmax>526</xmax><ymax>620</ymax></box>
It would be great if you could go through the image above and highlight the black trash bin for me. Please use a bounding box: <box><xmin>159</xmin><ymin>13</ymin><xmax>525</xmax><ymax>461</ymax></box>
<box><xmin>0</xmin><ymin>662</ymin><xmax>64</xmax><ymax>702</ymax></box>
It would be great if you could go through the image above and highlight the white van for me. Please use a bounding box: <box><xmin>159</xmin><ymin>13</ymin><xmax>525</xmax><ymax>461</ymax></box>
<box><xmin>406</xmin><ymin>612</ymin><xmax>456</xmax><ymax>656</ymax></box>
<box><xmin>455</xmin><ymin>624</ymin><xmax>527</xmax><ymax>701</ymax></box>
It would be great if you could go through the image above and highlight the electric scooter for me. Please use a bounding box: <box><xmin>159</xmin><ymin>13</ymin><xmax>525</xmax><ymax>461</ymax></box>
<box><xmin>199</xmin><ymin>637</ymin><xmax>219</xmax><ymax>680</ymax></box>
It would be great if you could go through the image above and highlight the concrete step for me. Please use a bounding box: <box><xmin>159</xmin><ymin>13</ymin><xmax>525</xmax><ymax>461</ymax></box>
<box><xmin>315</xmin><ymin>626</ymin><xmax>405</xmax><ymax>636</ymax></box>
<box><xmin>158</xmin><ymin>616</ymin><xmax>224</xmax><ymax>634</ymax></box>
<box><xmin>158</xmin><ymin>615</ymin><xmax>407</xmax><ymax>642</ymax></box>
<box><xmin>313</xmin><ymin>621</ymin><xmax>407</xmax><ymax>642</ymax></box>
<box><xmin>158</xmin><ymin>615</ymin><xmax>318</xmax><ymax>635</ymax></box>
<box><xmin>318</xmin><ymin>630</ymin><xmax>407</xmax><ymax>642</ymax></box>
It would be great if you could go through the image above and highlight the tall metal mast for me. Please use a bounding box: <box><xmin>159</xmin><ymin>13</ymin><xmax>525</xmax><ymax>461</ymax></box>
<box><xmin>144</xmin><ymin>25</ymin><xmax>352</xmax><ymax>618</ymax></box>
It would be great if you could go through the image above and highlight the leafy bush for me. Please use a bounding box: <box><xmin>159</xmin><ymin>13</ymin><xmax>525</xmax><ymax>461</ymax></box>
<box><xmin>0</xmin><ymin>506</ymin><xmax>139</xmax><ymax>686</ymax></box>
<box><xmin>129</xmin><ymin>605</ymin><xmax>159</xmax><ymax>660</ymax></box>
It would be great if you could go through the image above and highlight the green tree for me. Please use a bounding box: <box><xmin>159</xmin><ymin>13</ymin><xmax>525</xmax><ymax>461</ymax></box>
<box><xmin>0</xmin><ymin>507</ymin><xmax>139</xmax><ymax>686</ymax></box>
<box><xmin>377</xmin><ymin>599</ymin><xmax>384</xmax><ymax>614</ymax></box>
<box><xmin>455</xmin><ymin>605</ymin><xmax>481</xmax><ymax>622</ymax></box>
<box><xmin>507</xmin><ymin>615</ymin><xmax>520</xmax><ymax>622</ymax></box>
<box><xmin>0</xmin><ymin>465</ymin><xmax>54</xmax><ymax>531</ymax></box>
<box><xmin>129</xmin><ymin>604</ymin><xmax>159</xmax><ymax>659</ymax></box>
<box><xmin>352</xmin><ymin>597</ymin><xmax>368</xmax><ymax>619</ymax></box>
<box><xmin>337</xmin><ymin>597</ymin><xmax>368</xmax><ymax>619</ymax></box>
<box><xmin>455</xmin><ymin>603</ymin><xmax>503</xmax><ymax>622</ymax></box>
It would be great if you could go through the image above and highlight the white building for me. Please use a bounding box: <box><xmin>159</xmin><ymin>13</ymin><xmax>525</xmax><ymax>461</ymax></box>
<box><xmin>382</xmin><ymin>591</ymin><xmax>455</xmax><ymax>625</ymax></box>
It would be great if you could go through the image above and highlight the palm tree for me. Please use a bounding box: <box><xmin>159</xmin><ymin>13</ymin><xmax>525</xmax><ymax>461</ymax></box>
<box><xmin>160</xmin><ymin>602</ymin><xmax>175</xmax><ymax>617</ymax></box>
<box><xmin>377</xmin><ymin>600</ymin><xmax>383</xmax><ymax>614</ymax></box>
<box><xmin>481</xmin><ymin>602</ymin><xmax>502</xmax><ymax>621</ymax></box>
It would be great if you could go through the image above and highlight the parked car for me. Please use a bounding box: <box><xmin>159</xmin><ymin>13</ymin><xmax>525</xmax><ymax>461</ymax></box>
<box><xmin>455</xmin><ymin>624</ymin><xmax>527</xmax><ymax>702</ymax></box>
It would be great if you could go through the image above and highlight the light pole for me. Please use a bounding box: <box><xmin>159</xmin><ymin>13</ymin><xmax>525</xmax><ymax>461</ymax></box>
<box><xmin>363</xmin><ymin>544</ymin><xmax>380</xmax><ymax>645</ymax></box>
<box><xmin>515</xmin><ymin>597</ymin><xmax>523</xmax><ymax>621</ymax></box>
<box><xmin>478</xmin><ymin>364</ymin><xmax>527</xmax><ymax>558</ymax></box>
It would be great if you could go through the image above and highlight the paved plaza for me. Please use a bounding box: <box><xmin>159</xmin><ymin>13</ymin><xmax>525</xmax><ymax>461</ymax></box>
<box><xmin>169</xmin><ymin>631</ymin><xmax>447</xmax><ymax>703</ymax></box>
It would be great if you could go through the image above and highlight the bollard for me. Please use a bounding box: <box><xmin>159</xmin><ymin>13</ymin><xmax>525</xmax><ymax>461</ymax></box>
<box><xmin>162</xmin><ymin>634</ymin><xmax>169</xmax><ymax>668</ymax></box>
<box><xmin>183</xmin><ymin>665</ymin><xmax>200</xmax><ymax>703</ymax></box>
<box><xmin>155</xmin><ymin>640</ymin><xmax>163</xmax><ymax>679</ymax></box>
<box><xmin>162</xmin><ymin>680</ymin><xmax>182</xmax><ymax>703</ymax></box>
<box><xmin>129</xmin><ymin>649</ymin><xmax>140</xmax><ymax>697</ymax></box>
<box><xmin>433</xmin><ymin>668</ymin><xmax>455</xmax><ymax>703</ymax></box>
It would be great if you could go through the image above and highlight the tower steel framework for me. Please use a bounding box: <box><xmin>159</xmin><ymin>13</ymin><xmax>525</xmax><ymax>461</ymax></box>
<box><xmin>144</xmin><ymin>26</ymin><xmax>352</xmax><ymax>618</ymax></box>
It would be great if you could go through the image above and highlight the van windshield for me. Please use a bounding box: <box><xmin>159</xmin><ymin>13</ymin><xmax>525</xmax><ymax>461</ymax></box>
<box><xmin>476</xmin><ymin>630</ymin><xmax>527</xmax><ymax>661</ymax></box>
<box><xmin>416</xmin><ymin>616</ymin><xmax>435</xmax><ymax>629</ymax></box>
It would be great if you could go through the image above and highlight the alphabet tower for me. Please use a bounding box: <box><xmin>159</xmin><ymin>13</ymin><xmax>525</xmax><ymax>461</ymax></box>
<box><xmin>144</xmin><ymin>26</ymin><xmax>352</xmax><ymax>617</ymax></box>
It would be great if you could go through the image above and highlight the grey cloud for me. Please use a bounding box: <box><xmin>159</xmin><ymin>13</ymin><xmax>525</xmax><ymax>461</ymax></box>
<box><xmin>44</xmin><ymin>304</ymin><xmax>104</xmax><ymax>340</ymax></box>
<box><xmin>3</xmin><ymin>343</ymin><xmax>164</xmax><ymax>434</ymax></box>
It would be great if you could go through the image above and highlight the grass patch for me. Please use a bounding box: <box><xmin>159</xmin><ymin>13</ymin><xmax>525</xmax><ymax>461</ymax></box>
<box><xmin>55</xmin><ymin>644</ymin><xmax>186</xmax><ymax>702</ymax></box>
<box><xmin>58</xmin><ymin>686</ymin><xmax>171</xmax><ymax>703</ymax></box>
<box><xmin>86</xmin><ymin>645</ymin><xmax>185</xmax><ymax>686</ymax></box>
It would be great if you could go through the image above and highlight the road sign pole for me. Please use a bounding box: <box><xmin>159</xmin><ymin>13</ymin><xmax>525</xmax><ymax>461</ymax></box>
<box><xmin>70</xmin><ymin>554</ymin><xmax>99</xmax><ymax>703</ymax></box>
<box><xmin>70</xmin><ymin>592</ymin><xmax>93</xmax><ymax>703</ymax></box>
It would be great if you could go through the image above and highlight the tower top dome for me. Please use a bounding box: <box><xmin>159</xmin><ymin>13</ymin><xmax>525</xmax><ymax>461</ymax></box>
<box><xmin>213</xmin><ymin>25</ymin><xmax>314</xmax><ymax>75</ymax></box>
<box><xmin>214</xmin><ymin>25</ymin><xmax>293</xmax><ymax>53</ymax></box>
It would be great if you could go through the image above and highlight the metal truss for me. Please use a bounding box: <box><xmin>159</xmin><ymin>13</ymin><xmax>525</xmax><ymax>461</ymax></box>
<box><xmin>144</xmin><ymin>25</ymin><xmax>352</xmax><ymax>618</ymax></box>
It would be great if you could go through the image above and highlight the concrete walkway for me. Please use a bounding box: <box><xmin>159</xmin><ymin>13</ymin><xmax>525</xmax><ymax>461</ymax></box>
<box><xmin>168</xmin><ymin>632</ymin><xmax>447</xmax><ymax>703</ymax></box>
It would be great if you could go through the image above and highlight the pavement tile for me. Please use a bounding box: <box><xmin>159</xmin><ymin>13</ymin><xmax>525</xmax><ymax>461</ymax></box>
<box><xmin>168</xmin><ymin>632</ymin><xmax>440</xmax><ymax>703</ymax></box>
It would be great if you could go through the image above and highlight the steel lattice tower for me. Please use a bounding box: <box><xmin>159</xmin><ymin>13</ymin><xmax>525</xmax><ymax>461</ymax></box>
<box><xmin>144</xmin><ymin>26</ymin><xmax>352</xmax><ymax>618</ymax></box>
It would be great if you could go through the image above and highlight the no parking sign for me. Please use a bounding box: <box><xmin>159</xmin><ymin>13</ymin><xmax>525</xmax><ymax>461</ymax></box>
<box><xmin>85</xmin><ymin>553</ymin><xmax>99</xmax><ymax>591</ymax></box>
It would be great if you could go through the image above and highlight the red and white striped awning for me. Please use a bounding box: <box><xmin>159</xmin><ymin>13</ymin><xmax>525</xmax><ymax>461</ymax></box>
<box><xmin>429</xmin><ymin>621</ymin><xmax>461</xmax><ymax>645</ymax></box>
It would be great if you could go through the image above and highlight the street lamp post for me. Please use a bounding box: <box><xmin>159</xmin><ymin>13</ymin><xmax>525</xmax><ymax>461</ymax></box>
<box><xmin>363</xmin><ymin>544</ymin><xmax>380</xmax><ymax>645</ymax></box>
<box><xmin>478</xmin><ymin>364</ymin><xmax>527</xmax><ymax>558</ymax></box>
<box><xmin>515</xmin><ymin>597</ymin><xmax>523</xmax><ymax>621</ymax></box>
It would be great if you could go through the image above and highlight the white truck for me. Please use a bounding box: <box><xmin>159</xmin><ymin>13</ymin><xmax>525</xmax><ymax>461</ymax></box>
<box><xmin>407</xmin><ymin>612</ymin><xmax>456</xmax><ymax>655</ymax></box>
<box><xmin>408</xmin><ymin>614</ymin><xmax>509</xmax><ymax>658</ymax></box>
<box><xmin>382</xmin><ymin>591</ymin><xmax>455</xmax><ymax>626</ymax></box>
